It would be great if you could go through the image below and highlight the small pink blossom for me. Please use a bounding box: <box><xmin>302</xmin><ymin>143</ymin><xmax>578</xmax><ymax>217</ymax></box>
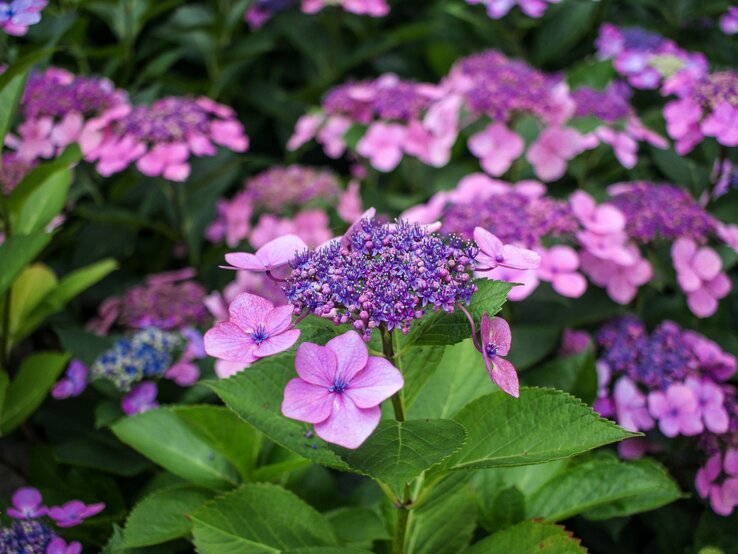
<box><xmin>47</xmin><ymin>537</ymin><xmax>83</xmax><ymax>554</ymax></box>
<box><xmin>581</xmin><ymin>249</ymin><xmax>652</xmax><ymax>305</ymax></box>
<box><xmin>683</xmin><ymin>331</ymin><xmax>737</xmax><ymax>382</ymax></box>
<box><xmin>685</xmin><ymin>376</ymin><xmax>729</xmax><ymax>434</ymax></box>
<box><xmin>356</xmin><ymin>121</ymin><xmax>406</xmax><ymax>172</ymax></box>
<box><xmin>48</xmin><ymin>500</ymin><xmax>105</xmax><ymax>528</ymax></box>
<box><xmin>536</xmin><ymin>246</ymin><xmax>587</xmax><ymax>298</ymax></box>
<box><xmin>613</xmin><ymin>377</ymin><xmax>654</xmax><ymax>433</ymax></box>
<box><xmin>696</xmin><ymin>450</ymin><xmax>738</xmax><ymax>516</ymax></box>
<box><xmin>317</xmin><ymin>116</ymin><xmax>351</xmax><ymax>158</ymax></box>
<box><xmin>702</xmin><ymin>102</ymin><xmax>738</xmax><ymax>146</ymax></box>
<box><xmin>480</xmin><ymin>314</ymin><xmax>518</xmax><ymax>397</ymax></box>
<box><xmin>468</xmin><ymin>122</ymin><xmax>524</xmax><ymax>176</ymax></box>
<box><xmin>647</xmin><ymin>383</ymin><xmax>702</xmax><ymax>437</ymax></box>
<box><xmin>288</xmin><ymin>113</ymin><xmax>325</xmax><ymax>151</ymax></box>
<box><xmin>337</xmin><ymin>180</ymin><xmax>364</xmax><ymax>223</ymax></box>
<box><xmin>204</xmin><ymin>293</ymin><xmax>300</xmax><ymax>368</ymax></box>
<box><xmin>224</xmin><ymin>234</ymin><xmax>307</xmax><ymax>273</ymax></box>
<box><xmin>474</xmin><ymin>227</ymin><xmax>540</xmax><ymax>271</ymax></box>
<box><xmin>672</xmin><ymin>238</ymin><xmax>731</xmax><ymax>318</ymax></box>
<box><xmin>282</xmin><ymin>331</ymin><xmax>403</xmax><ymax>449</ymax></box>
<box><xmin>663</xmin><ymin>98</ymin><xmax>704</xmax><ymax>154</ymax></box>
<box><xmin>720</xmin><ymin>7</ymin><xmax>738</xmax><ymax>34</ymax></box>
<box><xmin>6</xmin><ymin>487</ymin><xmax>47</xmax><ymax>519</ymax></box>
<box><xmin>570</xmin><ymin>190</ymin><xmax>626</xmax><ymax>234</ymax></box>
<box><xmin>526</xmin><ymin>127</ymin><xmax>594</xmax><ymax>182</ymax></box>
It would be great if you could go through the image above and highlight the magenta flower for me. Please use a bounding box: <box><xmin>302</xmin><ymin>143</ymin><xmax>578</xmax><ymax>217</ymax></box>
<box><xmin>647</xmin><ymin>383</ymin><xmax>702</xmax><ymax>437</ymax></box>
<box><xmin>51</xmin><ymin>360</ymin><xmax>88</xmax><ymax>399</ymax></box>
<box><xmin>581</xmin><ymin>249</ymin><xmax>652</xmax><ymax>305</ymax></box>
<box><xmin>282</xmin><ymin>331</ymin><xmax>403</xmax><ymax>449</ymax></box>
<box><xmin>356</xmin><ymin>122</ymin><xmax>406</xmax><ymax>172</ymax></box>
<box><xmin>526</xmin><ymin>127</ymin><xmax>594</xmax><ymax>182</ymax></box>
<box><xmin>474</xmin><ymin>227</ymin><xmax>540</xmax><ymax>271</ymax></box>
<box><xmin>48</xmin><ymin>500</ymin><xmax>105</xmax><ymax>528</ymax></box>
<box><xmin>480</xmin><ymin>314</ymin><xmax>519</xmax><ymax>398</ymax></box>
<box><xmin>122</xmin><ymin>382</ymin><xmax>159</xmax><ymax>416</ymax></box>
<box><xmin>204</xmin><ymin>293</ymin><xmax>300</xmax><ymax>368</ymax></box>
<box><xmin>536</xmin><ymin>246</ymin><xmax>587</xmax><ymax>298</ymax></box>
<box><xmin>720</xmin><ymin>7</ymin><xmax>738</xmax><ymax>34</ymax></box>
<box><xmin>6</xmin><ymin>487</ymin><xmax>47</xmax><ymax>519</ymax></box>
<box><xmin>224</xmin><ymin>234</ymin><xmax>307</xmax><ymax>273</ymax></box>
<box><xmin>287</xmin><ymin>114</ymin><xmax>324</xmax><ymax>151</ymax></box>
<box><xmin>467</xmin><ymin>0</ymin><xmax>559</xmax><ymax>19</ymax></box>
<box><xmin>570</xmin><ymin>191</ymin><xmax>625</xmax><ymax>234</ymax></box>
<box><xmin>696</xmin><ymin>451</ymin><xmax>738</xmax><ymax>516</ymax></box>
<box><xmin>683</xmin><ymin>331</ymin><xmax>737</xmax><ymax>382</ymax></box>
<box><xmin>672</xmin><ymin>238</ymin><xmax>732</xmax><ymax>318</ymax></box>
<box><xmin>484</xmin><ymin>265</ymin><xmax>540</xmax><ymax>301</ymax></box>
<box><xmin>468</xmin><ymin>123</ymin><xmax>524</xmax><ymax>176</ymax></box>
<box><xmin>685</xmin><ymin>376</ymin><xmax>729</xmax><ymax>434</ymax></box>
<box><xmin>613</xmin><ymin>377</ymin><xmax>654</xmax><ymax>433</ymax></box>
<box><xmin>164</xmin><ymin>359</ymin><xmax>200</xmax><ymax>387</ymax></box>
<box><xmin>47</xmin><ymin>537</ymin><xmax>82</xmax><ymax>554</ymax></box>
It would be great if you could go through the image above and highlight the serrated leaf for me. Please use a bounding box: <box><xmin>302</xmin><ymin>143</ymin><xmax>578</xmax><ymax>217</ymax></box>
<box><xmin>332</xmin><ymin>419</ymin><xmax>466</xmax><ymax>498</ymax></box>
<box><xmin>465</xmin><ymin>520</ymin><xmax>586</xmax><ymax>554</ymax></box>
<box><xmin>0</xmin><ymin>352</ymin><xmax>69</xmax><ymax>435</ymax></box>
<box><xmin>443</xmin><ymin>388</ymin><xmax>635</xmax><ymax>471</ymax></box>
<box><xmin>191</xmin><ymin>483</ymin><xmax>337</xmax><ymax>553</ymax></box>
<box><xmin>124</xmin><ymin>485</ymin><xmax>214</xmax><ymax>547</ymax></box>
<box><xmin>111</xmin><ymin>407</ymin><xmax>240</xmax><ymax>491</ymax></box>
<box><xmin>206</xmin><ymin>354</ymin><xmax>350</xmax><ymax>471</ymax></box>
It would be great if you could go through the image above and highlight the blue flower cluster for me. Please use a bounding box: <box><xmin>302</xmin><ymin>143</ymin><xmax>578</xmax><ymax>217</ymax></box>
<box><xmin>0</xmin><ymin>520</ymin><xmax>54</xmax><ymax>554</ymax></box>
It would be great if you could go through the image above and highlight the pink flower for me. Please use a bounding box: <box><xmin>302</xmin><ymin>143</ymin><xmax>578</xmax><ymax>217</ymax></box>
<box><xmin>317</xmin><ymin>116</ymin><xmax>351</xmax><ymax>158</ymax></box>
<box><xmin>672</xmin><ymin>238</ymin><xmax>731</xmax><ymax>318</ymax></box>
<box><xmin>136</xmin><ymin>142</ymin><xmax>191</xmax><ymax>182</ymax></box>
<box><xmin>210</xmin><ymin>120</ymin><xmax>249</xmax><ymax>152</ymax></box>
<box><xmin>282</xmin><ymin>331</ymin><xmax>403</xmax><ymax>449</ymax></box>
<box><xmin>122</xmin><ymin>382</ymin><xmax>159</xmax><ymax>416</ymax></box>
<box><xmin>337</xmin><ymin>180</ymin><xmax>364</xmax><ymax>223</ymax></box>
<box><xmin>685</xmin><ymin>376</ymin><xmax>729</xmax><ymax>433</ymax></box>
<box><xmin>581</xmin><ymin>249</ymin><xmax>652</xmax><ymax>305</ymax></box>
<box><xmin>52</xmin><ymin>360</ymin><xmax>88</xmax><ymax>399</ymax></box>
<box><xmin>595</xmin><ymin>126</ymin><xmax>639</xmax><ymax>168</ymax></box>
<box><xmin>576</xmin><ymin>229</ymin><xmax>634</xmax><ymax>265</ymax></box>
<box><xmin>720</xmin><ymin>7</ymin><xmax>738</xmax><ymax>34</ymax></box>
<box><xmin>613</xmin><ymin>377</ymin><xmax>654</xmax><ymax>432</ymax></box>
<box><xmin>404</xmin><ymin>95</ymin><xmax>462</xmax><ymax>167</ymax></box>
<box><xmin>224</xmin><ymin>234</ymin><xmax>307</xmax><ymax>273</ymax></box>
<box><xmin>165</xmin><ymin>360</ymin><xmax>200</xmax><ymax>387</ymax></box>
<box><xmin>480</xmin><ymin>314</ymin><xmax>518</xmax><ymax>397</ymax></box>
<box><xmin>48</xmin><ymin>500</ymin><xmax>105</xmax><ymax>528</ymax></box>
<box><xmin>356</xmin><ymin>121</ymin><xmax>406</xmax><ymax>172</ymax></box>
<box><xmin>570</xmin><ymin>190</ymin><xmax>626</xmax><ymax>234</ymax></box>
<box><xmin>647</xmin><ymin>383</ymin><xmax>702</xmax><ymax>437</ymax></box>
<box><xmin>6</xmin><ymin>487</ymin><xmax>47</xmax><ymax>519</ymax></box>
<box><xmin>536</xmin><ymin>246</ymin><xmax>587</xmax><ymax>298</ymax></box>
<box><xmin>702</xmin><ymin>102</ymin><xmax>738</xmax><ymax>147</ymax></box>
<box><xmin>663</xmin><ymin>98</ymin><xmax>704</xmax><ymax>155</ymax></box>
<box><xmin>526</xmin><ymin>127</ymin><xmax>594</xmax><ymax>182</ymax></box>
<box><xmin>468</xmin><ymin>122</ymin><xmax>524</xmax><ymax>176</ymax></box>
<box><xmin>15</xmin><ymin>117</ymin><xmax>55</xmax><ymax>160</ymax></box>
<box><xmin>47</xmin><ymin>537</ymin><xmax>82</xmax><ymax>554</ymax></box>
<box><xmin>204</xmin><ymin>293</ymin><xmax>300</xmax><ymax>368</ymax></box>
<box><xmin>483</xmin><ymin>265</ymin><xmax>540</xmax><ymax>301</ymax></box>
<box><xmin>683</xmin><ymin>331</ymin><xmax>737</xmax><ymax>382</ymax></box>
<box><xmin>474</xmin><ymin>227</ymin><xmax>540</xmax><ymax>271</ymax></box>
<box><xmin>696</xmin><ymin>451</ymin><xmax>738</xmax><ymax>516</ymax></box>
<box><xmin>287</xmin><ymin>114</ymin><xmax>324</xmax><ymax>151</ymax></box>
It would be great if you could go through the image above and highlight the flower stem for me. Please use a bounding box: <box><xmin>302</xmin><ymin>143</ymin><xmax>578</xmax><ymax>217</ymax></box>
<box><xmin>392</xmin><ymin>490</ymin><xmax>410</xmax><ymax>554</ymax></box>
<box><xmin>380</xmin><ymin>326</ymin><xmax>405</xmax><ymax>422</ymax></box>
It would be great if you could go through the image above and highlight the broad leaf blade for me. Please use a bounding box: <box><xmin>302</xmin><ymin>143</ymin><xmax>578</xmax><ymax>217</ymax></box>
<box><xmin>0</xmin><ymin>232</ymin><xmax>53</xmax><ymax>297</ymax></box>
<box><xmin>465</xmin><ymin>520</ymin><xmax>586</xmax><ymax>554</ymax></box>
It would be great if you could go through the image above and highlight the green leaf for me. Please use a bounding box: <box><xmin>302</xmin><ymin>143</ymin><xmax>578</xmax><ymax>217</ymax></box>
<box><xmin>172</xmin><ymin>405</ymin><xmax>263</xmax><ymax>481</ymax></box>
<box><xmin>506</xmin><ymin>325</ymin><xmax>561</xmax><ymax>371</ymax></box>
<box><xmin>7</xmin><ymin>264</ymin><xmax>57</xmax><ymax>343</ymax></box>
<box><xmin>124</xmin><ymin>485</ymin><xmax>215</xmax><ymax>547</ymax></box>
<box><xmin>55</xmin><ymin>327</ymin><xmax>114</xmax><ymax>366</ymax></box>
<box><xmin>408</xmin><ymin>339</ymin><xmax>495</xmax><ymax>420</ymax></box>
<box><xmin>531</xmin><ymin>2</ymin><xmax>598</xmax><ymax>65</ymax></box>
<box><xmin>0</xmin><ymin>352</ymin><xmax>69</xmax><ymax>435</ymax></box>
<box><xmin>111</xmin><ymin>407</ymin><xmax>240</xmax><ymax>491</ymax></box>
<box><xmin>191</xmin><ymin>483</ymin><xmax>338</xmax><ymax>553</ymax></box>
<box><xmin>206</xmin><ymin>355</ymin><xmax>350</xmax><ymax>471</ymax></box>
<box><xmin>14</xmin><ymin>259</ymin><xmax>118</xmax><ymax>343</ymax></box>
<box><xmin>54</xmin><ymin>437</ymin><xmax>151</xmax><ymax>478</ymax></box>
<box><xmin>527</xmin><ymin>454</ymin><xmax>682</xmax><ymax>521</ymax></box>
<box><xmin>405</xmin><ymin>280</ymin><xmax>513</xmax><ymax>346</ymax></box>
<box><xmin>326</xmin><ymin>507</ymin><xmax>390</xmax><ymax>543</ymax></box>
<box><xmin>465</xmin><ymin>521</ymin><xmax>586</xmax><ymax>554</ymax></box>
<box><xmin>332</xmin><ymin>419</ymin><xmax>466</xmax><ymax>498</ymax></box>
<box><xmin>443</xmin><ymin>388</ymin><xmax>636</xmax><ymax>471</ymax></box>
<box><xmin>523</xmin><ymin>348</ymin><xmax>598</xmax><ymax>404</ymax></box>
<box><xmin>398</xmin><ymin>345</ymin><xmax>445</xmax><ymax>410</ymax></box>
<box><xmin>0</xmin><ymin>232</ymin><xmax>53</xmax><ymax>298</ymax></box>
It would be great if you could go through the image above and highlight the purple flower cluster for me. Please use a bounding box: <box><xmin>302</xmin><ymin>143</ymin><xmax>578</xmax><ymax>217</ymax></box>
<box><xmin>0</xmin><ymin>0</ymin><xmax>47</xmax><ymax>36</ymax></box>
<box><xmin>284</xmin><ymin>218</ymin><xmax>478</xmax><ymax>339</ymax></box>
<box><xmin>1</xmin><ymin>486</ymin><xmax>104</xmax><ymax>553</ymax></box>
<box><xmin>82</xmin><ymin>96</ymin><xmax>249</xmax><ymax>181</ymax></box>
<box><xmin>243</xmin><ymin>165</ymin><xmax>340</xmax><ymax>212</ymax></box>
<box><xmin>572</xmin><ymin>83</ymin><xmax>634</xmax><ymax>124</ymax></box>
<box><xmin>607</xmin><ymin>182</ymin><xmax>716</xmax><ymax>243</ymax></box>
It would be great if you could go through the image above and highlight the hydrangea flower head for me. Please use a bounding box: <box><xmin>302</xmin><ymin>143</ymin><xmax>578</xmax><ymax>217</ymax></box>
<box><xmin>0</xmin><ymin>520</ymin><xmax>55</xmax><ymax>553</ymax></box>
<box><xmin>672</xmin><ymin>238</ymin><xmax>731</xmax><ymax>318</ymax></box>
<box><xmin>285</xmin><ymin>218</ymin><xmax>478</xmax><ymax>340</ymax></box>
<box><xmin>480</xmin><ymin>314</ymin><xmax>519</xmax><ymax>397</ymax></box>
<box><xmin>282</xmin><ymin>330</ymin><xmax>403</xmax><ymax>448</ymax></box>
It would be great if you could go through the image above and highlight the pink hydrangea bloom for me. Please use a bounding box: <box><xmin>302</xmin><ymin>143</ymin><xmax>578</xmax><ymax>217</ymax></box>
<box><xmin>474</xmin><ymin>227</ymin><xmax>540</xmax><ymax>271</ymax></box>
<box><xmin>685</xmin><ymin>376</ymin><xmax>729</xmax><ymax>434</ymax></box>
<box><xmin>536</xmin><ymin>245</ymin><xmax>587</xmax><ymax>298</ymax></box>
<box><xmin>356</xmin><ymin>121</ymin><xmax>406</xmax><ymax>172</ymax></box>
<box><xmin>647</xmin><ymin>383</ymin><xmax>702</xmax><ymax>437</ymax></box>
<box><xmin>204</xmin><ymin>293</ymin><xmax>300</xmax><ymax>369</ymax></box>
<box><xmin>6</xmin><ymin>487</ymin><xmax>47</xmax><ymax>519</ymax></box>
<box><xmin>224</xmin><ymin>234</ymin><xmax>307</xmax><ymax>273</ymax></box>
<box><xmin>570</xmin><ymin>190</ymin><xmax>626</xmax><ymax>235</ymax></box>
<box><xmin>526</xmin><ymin>127</ymin><xmax>594</xmax><ymax>182</ymax></box>
<box><xmin>468</xmin><ymin>123</ymin><xmax>524</xmax><ymax>176</ymax></box>
<box><xmin>250</xmin><ymin>211</ymin><xmax>333</xmax><ymax>250</ymax></box>
<box><xmin>282</xmin><ymin>331</ymin><xmax>403</xmax><ymax>449</ymax></box>
<box><xmin>480</xmin><ymin>314</ymin><xmax>519</xmax><ymax>397</ymax></box>
<box><xmin>720</xmin><ymin>7</ymin><xmax>738</xmax><ymax>34</ymax></box>
<box><xmin>613</xmin><ymin>376</ymin><xmax>654</xmax><ymax>432</ymax></box>
<box><xmin>671</xmin><ymin>237</ymin><xmax>731</xmax><ymax>318</ymax></box>
<box><xmin>287</xmin><ymin>113</ymin><xmax>324</xmax><ymax>151</ymax></box>
<box><xmin>581</xmin><ymin>248</ymin><xmax>652</xmax><ymax>305</ymax></box>
<box><xmin>696</xmin><ymin>451</ymin><xmax>738</xmax><ymax>516</ymax></box>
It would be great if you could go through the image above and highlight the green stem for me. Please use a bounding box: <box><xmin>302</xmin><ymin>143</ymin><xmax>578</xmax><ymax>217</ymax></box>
<box><xmin>380</xmin><ymin>327</ymin><xmax>405</xmax><ymax>422</ymax></box>
<box><xmin>392</xmin><ymin>488</ymin><xmax>410</xmax><ymax>554</ymax></box>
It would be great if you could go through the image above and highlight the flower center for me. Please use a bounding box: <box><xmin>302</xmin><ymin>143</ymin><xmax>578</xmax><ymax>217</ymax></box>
<box><xmin>486</xmin><ymin>342</ymin><xmax>498</xmax><ymax>358</ymax></box>
<box><xmin>250</xmin><ymin>325</ymin><xmax>269</xmax><ymax>344</ymax></box>
<box><xmin>495</xmin><ymin>254</ymin><xmax>504</xmax><ymax>263</ymax></box>
<box><xmin>329</xmin><ymin>379</ymin><xmax>349</xmax><ymax>393</ymax></box>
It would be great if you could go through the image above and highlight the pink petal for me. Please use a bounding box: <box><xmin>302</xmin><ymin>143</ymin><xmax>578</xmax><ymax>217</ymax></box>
<box><xmin>499</xmin><ymin>244</ymin><xmax>541</xmax><ymax>270</ymax></box>
<box><xmin>256</xmin><ymin>234</ymin><xmax>307</xmax><ymax>269</ymax></box>
<box><xmin>325</xmin><ymin>331</ymin><xmax>369</xmax><ymax>383</ymax></box>
<box><xmin>548</xmin><ymin>245</ymin><xmax>580</xmax><ymax>272</ymax></box>
<box><xmin>214</xmin><ymin>360</ymin><xmax>249</xmax><ymax>379</ymax></box>
<box><xmin>265</xmin><ymin>305</ymin><xmax>295</xmax><ymax>335</ymax></box>
<box><xmin>687</xmin><ymin>289</ymin><xmax>719</xmax><ymax>318</ymax></box>
<box><xmin>667</xmin><ymin>384</ymin><xmax>698</xmax><ymax>411</ymax></box>
<box><xmin>295</xmin><ymin>343</ymin><xmax>337</xmax><ymax>386</ymax></box>
<box><xmin>706</xmin><ymin>273</ymin><xmax>732</xmax><ymax>298</ymax></box>
<box><xmin>703</xmin><ymin>405</ymin><xmax>729</xmax><ymax>434</ymax></box>
<box><xmin>224</xmin><ymin>252</ymin><xmax>265</xmax><ymax>271</ymax></box>
<box><xmin>672</xmin><ymin>238</ymin><xmax>697</xmax><ymax>266</ymax></box>
<box><xmin>228</xmin><ymin>293</ymin><xmax>274</xmax><ymax>332</ymax></box>
<box><xmin>473</xmin><ymin>227</ymin><xmax>503</xmax><ymax>260</ymax></box>
<box><xmin>658</xmin><ymin>415</ymin><xmax>681</xmax><ymax>438</ymax></box>
<box><xmin>552</xmin><ymin>272</ymin><xmax>587</xmax><ymax>298</ymax></box>
<box><xmin>254</xmin><ymin>329</ymin><xmax>301</xmax><ymax>358</ymax></box>
<box><xmin>282</xmin><ymin>379</ymin><xmax>334</xmax><ymax>424</ymax></box>
<box><xmin>488</xmin><ymin>317</ymin><xmax>512</xmax><ymax>356</ymax></box>
<box><xmin>489</xmin><ymin>358</ymin><xmax>519</xmax><ymax>398</ymax></box>
<box><xmin>203</xmin><ymin>322</ymin><xmax>256</xmax><ymax>363</ymax></box>
<box><xmin>725</xmin><ymin>449</ymin><xmax>738</xmax><ymax>476</ymax></box>
<box><xmin>345</xmin><ymin>357</ymin><xmax>404</xmax><ymax>408</ymax></box>
<box><xmin>693</xmin><ymin>247</ymin><xmax>722</xmax><ymax>281</ymax></box>
<box><xmin>647</xmin><ymin>391</ymin><xmax>669</xmax><ymax>418</ymax></box>
<box><xmin>314</xmin><ymin>395</ymin><xmax>381</xmax><ymax>449</ymax></box>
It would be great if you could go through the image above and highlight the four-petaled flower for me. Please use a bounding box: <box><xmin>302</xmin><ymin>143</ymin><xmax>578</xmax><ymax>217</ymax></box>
<box><xmin>47</xmin><ymin>537</ymin><xmax>83</xmax><ymax>554</ymax></box>
<box><xmin>647</xmin><ymin>383</ymin><xmax>703</xmax><ymax>437</ymax></box>
<box><xmin>6</xmin><ymin>487</ymin><xmax>47</xmax><ymax>519</ymax></box>
<box><xmin>224</xmin><ymin>234</ymin><xmax>307</xmax><ymax>273</ymax></box>
<box><xmin>205</xmin><ymin>292</ymin><xmax>301</xmax><ymax>369</ymax></box>
<box><xmin>48</xmin><ymin>500</ymin><xmax>105</xmax><ymax>528</ymax></box>
<box><xmin>282</xmin><ymin>331</ymin><xmax>403</xmax><ymax>449</ymax></box>
<box><xmin>480</xmin><ymin>314</ymin><xmax>519</xmax><ymax>398</ymax></box>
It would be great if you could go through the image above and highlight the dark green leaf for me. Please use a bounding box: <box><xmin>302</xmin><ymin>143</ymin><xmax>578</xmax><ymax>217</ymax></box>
<box><xmin>465</xmin><ymin>520</ymin><xmax>586</xmax><ymax>554</ymax></box>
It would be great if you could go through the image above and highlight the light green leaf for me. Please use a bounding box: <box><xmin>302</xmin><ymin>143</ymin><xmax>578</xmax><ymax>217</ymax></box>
<box><xmin>443</xmin><ymin>388</ymin><xmax>636</xmax><ymax>471</ymax></box>
<box><xmin>124</xmin><ymin>485</ymin><xmax>215</xmax><ymax>547</ymax></box>
<box><xmin>326</xmin><ymin>507</ymin><xmax>390</xmax><ymax>543</ymax></box>
<box><xmin>465</xmin><ymin>520</ymin><xmax>586</xmax><ymax>554</ymax></box>
<box><xmin>0</xmin><ymin>232</ymin><xmax>53</xmax><ymax>298</ymax></box>
<box><xmin>111</xmin><ymin>407</ymin><xmax>240</xmax><ymax>491</ymax></box>
<box><xmin>523</xmin><ymin>348</ymin><xmax>598</xmax><ymax>404</ymax></box>
<box><xmin>7</xmin><ymin>264</ymin><xmax>57</xmax><ymax>342</ymax></box>
<box><xmin>400</xmin><ymin>345</ymin><xmax>446</xmax><ymax>410</ymax></box>
<box><xmin>0</xmin><ymin>352</ymin><xmax>69</xmax><ymax>435</ymax></box>
<box><xmin>527</xmin><ymin>454</ymin><xmax>682</xmax><ymax>521</ymax></box>
<box><xmin>206</xmin><ymin>355</ymin><xmax>350</xmax><ymax>471</ymax></box>
<box><xmin>332</xmin><ymin>419</ymin><xmax>467</xmax><ymax>498</ymax></box>
<box><xmin>191</xmin><ymin>483</ymin><xmax>338</xmax><ymax>553</ymax></box>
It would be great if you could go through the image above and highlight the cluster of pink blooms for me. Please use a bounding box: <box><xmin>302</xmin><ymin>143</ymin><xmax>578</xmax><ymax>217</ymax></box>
<box><xmin>206</xmin><ymin>165</ymin><xmax>355</xmax><ymax>248</ymax></box>
<box><xmin>1</xmin><ymin>486</ymin><xmax>104</xmax><ymax>553</ymax></box>
<box><xmin>290</xmin><ymin>51</ymin><xmax>665</xmax><ymax>181</ymax></box>
<box><xmin>595</xmin><ymin>24</ymin><xmax>708</xmax><ymax>90</ymax></box>
<box><xmin>81</xmin><ymin>96</ymin><xmax>248</xmax><ymax>181</ymax></box>
<box><xmin>245</xmin><ymin>0</ymin><xmax>389</xmax><ymax>30</ymax></box>
<box><xmin>465</xmin><ymin>0</ymin><xmax>559</xmax><ymax>19</ymax></box>
<box><xmin>0</xmin><ymin>0</ymin><xmax>46</xmax><ymax>36</ymax></box>
<box><xmin>565</xmin><ymin>316</ymin><xmax>738</xmax><ymax>516</ymax></box>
